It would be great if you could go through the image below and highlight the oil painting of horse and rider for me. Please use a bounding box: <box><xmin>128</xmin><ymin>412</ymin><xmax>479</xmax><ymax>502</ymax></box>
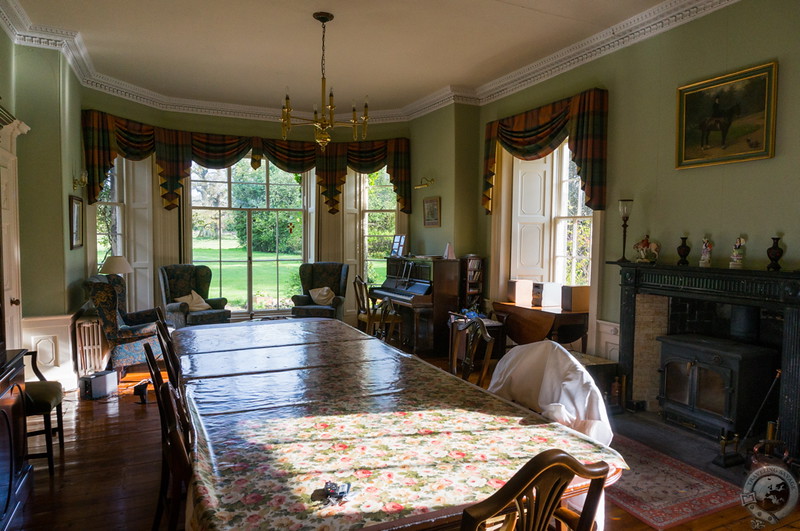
<box><xmin>677</xmin><ymin>62</ymin><xmax>777</xmax><ymax>169</ymax></box>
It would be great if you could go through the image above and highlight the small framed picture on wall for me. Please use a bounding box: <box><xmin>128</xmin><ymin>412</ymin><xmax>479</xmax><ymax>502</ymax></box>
<box><xmin>423</xmin><ymin>196</ymin><xmax>440</xmax><ymax>228</ymax></box>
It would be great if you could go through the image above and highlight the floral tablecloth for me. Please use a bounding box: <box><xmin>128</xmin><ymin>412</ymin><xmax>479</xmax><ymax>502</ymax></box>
<box><xmin>176</xmin><ymin>319</ymin><xmax>627</xmax><ymax>531</ymax></box>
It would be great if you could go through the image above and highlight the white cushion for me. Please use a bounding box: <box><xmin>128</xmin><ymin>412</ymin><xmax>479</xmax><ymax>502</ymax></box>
<box><xmin>309</xmin><ymin>287</ymin><xmax>335</xmax><ymax>306</ymax></box>
<box><xmin>175</xmin><ymin>290</ymin><xmax>212</xmax><ymax>312</ymax></box>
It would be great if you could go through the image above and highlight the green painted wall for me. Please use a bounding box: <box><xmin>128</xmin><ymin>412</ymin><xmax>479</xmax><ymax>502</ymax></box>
<box><xmin>14</xmin><ymin>46</ymin><xmax>80</xmax><ymax>316</ymax></box>
<box><xmin>0</xmin><ymin>33</ymin><xmax>13</xmax><ymax>113</ymax></box>
<box><xmin>409</xmin><ymin>105</ymin><xmax>454</xmax><ymax>255</ymax></box>
<box><xmin>452</xmin><ymin>104</ymin><xmax>482</xmax><ymax>258</ymax></box>
<box><xmin>477</xmin><ymin>0</ymin><xmax>800</xmax><ymax>323</ymax></box>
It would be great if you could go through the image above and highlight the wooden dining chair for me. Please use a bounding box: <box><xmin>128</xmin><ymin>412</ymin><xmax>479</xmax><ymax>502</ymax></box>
<box><xmin>24</xmin><ymin>350</ymin><xmax>65</xmax><ymax>476</ymax></box>
<box><xmin>449</xmin><ymin>316</ymin><xmax>495</xmax><ymax>388</ymax></box>
<box><xmin>158</xmin><ymin>381</ymin><xmax>193</xmax><ymax>531</ymax></box>
<box><xmin>353</xmin><ymin>275</ymin><xmax>379</xmax><ymax>335</ymax></box>
<box><xmin>374</xmin><ymin>299</ymin><xmax>402</xmax><ymax>345</ymax></box>
<box><xmin>460</xmin><ymin>448</ymin><xmax>608</xmax><ymax>531</ymax></box>
<box><xmin>156</xmin><ymin>319</ymin><xmax>181</xmax><ymax>388</ymax></box>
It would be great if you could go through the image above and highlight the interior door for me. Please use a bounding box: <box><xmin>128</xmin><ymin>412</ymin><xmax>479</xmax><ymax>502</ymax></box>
<box><xmin>0</xmin><ymin>121</ymin><xmax>27</xmax><ymax>349</ymax></box>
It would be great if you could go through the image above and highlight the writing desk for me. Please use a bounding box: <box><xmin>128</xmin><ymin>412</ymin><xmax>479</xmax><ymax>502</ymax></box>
<box><xmin>174</xmin><ymin>318</ymin><xmax>625</xmax><ymax>530</ymax></box>
<box><xmin>493</xmin><ymin>301</ymin><xmax>589</xmax><ymax>351</ymax></box>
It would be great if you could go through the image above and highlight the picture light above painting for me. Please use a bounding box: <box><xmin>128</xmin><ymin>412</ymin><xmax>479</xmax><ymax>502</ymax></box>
<box><xmin>676</xmin><ymin>62</ymin><xmax>777</xmax><ymax>169</ymax></box>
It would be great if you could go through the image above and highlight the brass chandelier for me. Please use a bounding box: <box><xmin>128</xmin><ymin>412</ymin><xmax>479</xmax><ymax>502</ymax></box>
<box><xmin>281</xmin><ymin>12</ymin><xmax>368</xmax><ymax>151</ymax></box>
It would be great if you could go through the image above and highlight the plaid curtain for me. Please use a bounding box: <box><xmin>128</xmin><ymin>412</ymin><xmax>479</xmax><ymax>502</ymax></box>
<box><xmin>81</xmin><ymin>110</ymin><xmax>412</xmax><ymax>212</ymax></box>
<box><xmin>346</xmin><ymin>139</ymin><xmax>411</xmax><ymax>214</ymax></box>
<box><xmin>81</xmin><ymin>110</ymin><xmax>117</xmax><ymax>204</ymax></box>
<box><xmin>482</xmin><ymin>88</ymin><xmax>608</xmax><ymax>212</ymax></box>
<box><xmin>154</xmin><ymin>127</ymin><xmax>192</xmax><ymax>210</ymax></box>
<box><xmin>316</xmin><ymin>143</ymin><xmax>348</xmax><ymax>214</ymax></box>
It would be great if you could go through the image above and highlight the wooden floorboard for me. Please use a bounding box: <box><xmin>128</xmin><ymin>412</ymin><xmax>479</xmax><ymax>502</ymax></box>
<box><xmin>18</xmin><ymin>365</ymin><xmax>800</xmax><ymax>530</ymax></box>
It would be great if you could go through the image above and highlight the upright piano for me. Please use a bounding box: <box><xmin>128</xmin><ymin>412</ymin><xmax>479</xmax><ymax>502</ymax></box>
<box><xmin>369</xmin><ymin>257</ymin><xmax>459</xmax><ymax>355</ymax></box>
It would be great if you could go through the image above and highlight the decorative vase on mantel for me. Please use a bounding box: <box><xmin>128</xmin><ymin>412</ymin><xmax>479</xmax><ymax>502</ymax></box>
<box><xmin>767</xmin><ymin>237</ymin><xmax>784</xmax><ymax>271</ymax></box>
<box><xmin>676</xmin><ymin>237</ymin><xmax>690</xmax><ymax>266</ymax></box>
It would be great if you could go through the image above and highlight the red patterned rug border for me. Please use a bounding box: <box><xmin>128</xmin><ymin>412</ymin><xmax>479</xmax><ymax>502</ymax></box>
<box><xmin>607</xmin><ymin>434</ymin><xmax>742</xmax><ymax>530</ymax></box>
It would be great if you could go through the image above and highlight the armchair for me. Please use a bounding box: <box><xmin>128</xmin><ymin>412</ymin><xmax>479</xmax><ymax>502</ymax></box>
<box><xmin>85</xmin><ymin>274</ymin><xmax>163</xmax><ymax>370</ymax></box>
<box><xmin>158</xmin><ymin>264</ymin><xmax>231</xmax><ymax>329</ymax></box>
<box><xmin>291</xmin><ymin>262</ymin><xmax>349</xmax><ymax>320</ymax></box>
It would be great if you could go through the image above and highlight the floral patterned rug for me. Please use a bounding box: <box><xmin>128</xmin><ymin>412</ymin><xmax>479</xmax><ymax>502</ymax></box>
<box><xmin>607</xmin><ymin>434</ymin><xmax>742</xmax><ymax>529</ymax></box>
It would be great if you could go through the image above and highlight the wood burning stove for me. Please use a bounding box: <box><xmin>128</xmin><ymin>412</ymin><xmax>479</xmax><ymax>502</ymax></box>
<box><xmin>658</xmin><ymin>334</ymin><xmax>778</xmax><ymax>439</ymax></box>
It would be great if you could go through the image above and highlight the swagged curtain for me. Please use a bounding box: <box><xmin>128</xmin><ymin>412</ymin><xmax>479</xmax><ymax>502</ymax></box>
<box><xmin>482</xmin><ymin>88</ymin><xmax>608</xmax><ymax>213</ymax></box>
<box><xmin>82</xmin><ymin>109</ymin><xmax>412</xmax><ymax>214</ymax></box>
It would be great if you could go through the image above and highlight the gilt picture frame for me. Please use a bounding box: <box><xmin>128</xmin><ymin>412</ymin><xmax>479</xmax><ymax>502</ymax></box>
<box><xmin>676</xmin><ymin>62</ymin><xmax>777</xmax><ymax>169</ymax></box>
<box><xmin>69</xmin><ymin>195</ymin><xmax>84</xmax><ymax>249</ymax></box>
<box><xmin>423</xmin><ymin>196</ymin><xmax>440</xmax><ymax>228</ymax></box>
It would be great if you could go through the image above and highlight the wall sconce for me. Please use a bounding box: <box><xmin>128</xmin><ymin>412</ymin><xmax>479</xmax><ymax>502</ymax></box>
<box><xmin>414</xmin><ymin>177</ymin><xmax>435</xmax><ymax>190</ymax></box>
<box><xmin>73</xmin><ymin>170</ymin><xmax>88</xmax><ymax>190</ymax></box>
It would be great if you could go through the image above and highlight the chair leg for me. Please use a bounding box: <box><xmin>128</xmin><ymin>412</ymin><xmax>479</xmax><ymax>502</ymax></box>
<box><xmin>152</xmin><ymin>454</ymin><xmax>168</xmax><ymax>531</ymax></box>
<box><xmin>55</xmin><ymin>403</ymin><xmax>64</xmax><ymax>449</ymax></box>
<box><xmin>43</xmin><ymin>413</ymin><xmax>54</xmax><ymax>476</ymax></box>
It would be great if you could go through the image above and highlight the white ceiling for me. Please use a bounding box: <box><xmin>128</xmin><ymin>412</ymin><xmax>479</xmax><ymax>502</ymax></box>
<box><xmin>3</xmin><ymin>0</ymin><xmax>734</xmax><ymax>121</ymax></box>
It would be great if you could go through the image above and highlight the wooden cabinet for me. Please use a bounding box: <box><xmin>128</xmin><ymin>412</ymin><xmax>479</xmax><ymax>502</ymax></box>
<box><xmin>459</xmin><ymin>255</ymin><xmax>483</xmax><ymax>310</ymax></box>
<box><xmin>0</xmin><ymin>350</ymin><xmax>30</xmax><ymax>531</ymax></box>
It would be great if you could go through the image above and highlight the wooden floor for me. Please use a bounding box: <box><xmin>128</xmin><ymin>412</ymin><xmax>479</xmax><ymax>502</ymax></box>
<box><xmin>19</xmin><ymin>366</ymin><xmax>800</xmax><ymax>530</ymax></box>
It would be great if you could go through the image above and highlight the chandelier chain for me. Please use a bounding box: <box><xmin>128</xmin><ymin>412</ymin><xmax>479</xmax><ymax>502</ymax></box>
<box><xmin>320</xmin><ymin>21</ymin><xmax>326</xmax><ymax>79</ymax></box>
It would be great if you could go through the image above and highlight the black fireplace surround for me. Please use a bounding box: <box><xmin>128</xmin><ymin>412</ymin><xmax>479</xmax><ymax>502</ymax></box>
<box><xmin>614</xmin><ymin>263</ymin><xmax>800</xmax><ymax>456</ymax></box>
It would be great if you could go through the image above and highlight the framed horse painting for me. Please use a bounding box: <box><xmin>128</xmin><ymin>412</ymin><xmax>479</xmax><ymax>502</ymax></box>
<box><xmin>676</xmin><ymin>62</ymin><xmax>777</xmax><ymax>169</ymax></box>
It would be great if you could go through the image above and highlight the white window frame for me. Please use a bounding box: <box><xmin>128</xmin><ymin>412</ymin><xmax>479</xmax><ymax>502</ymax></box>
<box><xmin>185</xmin><ymin>158</ymin><xmax>316</xmax><ymax>317</ymax></box>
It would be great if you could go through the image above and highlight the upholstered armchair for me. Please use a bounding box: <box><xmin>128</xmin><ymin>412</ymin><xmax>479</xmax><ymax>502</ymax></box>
<box><xmin>85</xmin><ymin>274</ymin><xmax>163</xmax><ymax>370</ymax></box>
<box><xmin>291</xmin><ymin>262</ymin><xmax>349</xmax><ymax>320</ymax></box>
<box><xmin>158</xmin><ymin>264</ymin><xmax>231</xmax><ymax>329</ymax></box>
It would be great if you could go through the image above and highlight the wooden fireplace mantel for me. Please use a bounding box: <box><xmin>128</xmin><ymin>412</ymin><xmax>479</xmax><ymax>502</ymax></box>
<box><xmin>612</xmin><ymin>262</ymin><xmax>800</xmax><ymax>456</ymax></box>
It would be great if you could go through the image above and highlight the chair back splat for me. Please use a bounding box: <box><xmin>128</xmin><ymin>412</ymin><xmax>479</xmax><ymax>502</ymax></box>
<box><xmin>449</xmin><ymin>315</ymin><xmax>495</xmax><ymax>388</ymax></box>
<box><xmin>460</xmin><ymin>449</ymin><xmax>608</xmax><ymax>531</ymax></box>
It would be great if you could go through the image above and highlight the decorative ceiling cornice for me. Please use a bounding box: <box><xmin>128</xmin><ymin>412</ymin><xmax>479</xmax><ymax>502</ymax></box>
<box><xmin>0</xmin><ymin>0</ymin><xmax>741</xmax><ymax>124</ymax></box>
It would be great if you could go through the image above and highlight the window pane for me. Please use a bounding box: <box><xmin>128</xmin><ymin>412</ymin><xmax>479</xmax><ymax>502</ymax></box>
<box><xmin>192</xmin><ymin>209</ymin><xmax>221</xmax><ymax>261</ymax></box>
<box><xmin>576</xmin><ymin>218</ymin><xmax>592</xmax><ymax>256</ymax></box>
<box><xmin>192</xmin><ymin>181</ymin><xmax>228</xmax><ymax>207</ymax></box>
<box><xmin>367</xmin><ymin>235</ymin><xmax>393</xmax><ymax>260</ymax></box>
<box><xmin>278</xmin><ymin>260</ymin><xmax>303</xmax><ymax>309</ymax></box>
<box><xmin>232</xmin><ymin>182</ymin><xmax>267</xmax><ymax>208</ymax></box>
<box><xmin>96</xmin><ymin>204</ymin><xmax>123</xmax><ymax>265</ymax></box>
<box><xmin>270</xmin><ymin>184</ymin><xmax>302</xmax><ymax>209</ymax></box>
<box><xmin>192</xmin><ymin>166</ymin><xmax>227</xmax><ymax>182</ymax></box>
<box><xmin>367</xmin><ymin>186</ymin><xmax>396</xmax><ymax>210</ymax></box>
<box><xmin>368</xmin><ymin>169</ymin><xmax>391</xmax><ymax>186</ymax></box>
<box><xmin>252</xmin><ymin>261</ymin><xmax>278</xmax><ymax>311</ymax></box>
<box><xmin>217</xmin><ymin>261</ymin><xmax>248</xmax><ymax>311</ymax></box>
<box><xmin>277</xmin><ymin>211</ymin><xmax>303</xmax><ymax>258</ymax></box>
<box><xmin>367</xmin><ymin>212</ymin><xmax>395</xmax><ymax>236</ymax></box>
<box><xmin>232</xmin><ymin>159</ymin><xmax>265</xmax><ymax>183</ymax></box>
<box><xmin>220</xmin><ymin>212</ymin><xmax>245</xmax><ymax>261</ymax></box>
<box><xmin>365</xmin><ymin>260</ymin><xmax>387</xmax><ymax>285</ymax></box>
<box><xmin>270</xmin><ymin>168</ymin><xmax>302</xmax><ymax>185</ymax></box>
<box><xmin>251</xmin><ymin>211</ymin><xmax>278</xmax><ymax>260</ymax></box>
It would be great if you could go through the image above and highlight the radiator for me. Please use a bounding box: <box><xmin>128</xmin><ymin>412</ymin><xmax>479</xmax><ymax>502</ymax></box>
<box><xmin>76</xmin><ymin>318</ymin><xmax>105</xmax><ymax>376</ymax></box>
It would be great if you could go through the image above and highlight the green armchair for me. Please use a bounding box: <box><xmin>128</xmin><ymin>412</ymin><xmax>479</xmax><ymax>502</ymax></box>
<box><xmin>291</xmin><ymin>262</ymin><xmax>349</xmax><ymax>320</ymax></box>
<box><xmin>158</xmin><ymin>264</ymin><xmax>231</xmax><ymax>329</ymax></box>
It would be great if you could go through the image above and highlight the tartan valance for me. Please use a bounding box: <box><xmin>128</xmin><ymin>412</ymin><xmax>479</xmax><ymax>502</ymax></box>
<box><xmin>81</xmin><ymin>109</ymin><xmax>412</xmax><ymax>213</ymax></box>
<box><xmin>482</xmin><ymin>88</ymin><xmax>608</xmax><ymax>213</ymax></box>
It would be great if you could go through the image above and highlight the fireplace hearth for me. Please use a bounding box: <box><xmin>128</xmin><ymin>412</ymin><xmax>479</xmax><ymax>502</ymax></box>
<box><xmin>613</xmin><ymin>263</ymin><xmax>800</xmax><ymax>457</ymax></box>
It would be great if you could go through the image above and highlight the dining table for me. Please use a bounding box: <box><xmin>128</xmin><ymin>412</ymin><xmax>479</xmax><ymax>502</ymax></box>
<box><xmin>173</xmin><ymin>317</ymin><xmax>628</xmax><ymax>530</ymax></box>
